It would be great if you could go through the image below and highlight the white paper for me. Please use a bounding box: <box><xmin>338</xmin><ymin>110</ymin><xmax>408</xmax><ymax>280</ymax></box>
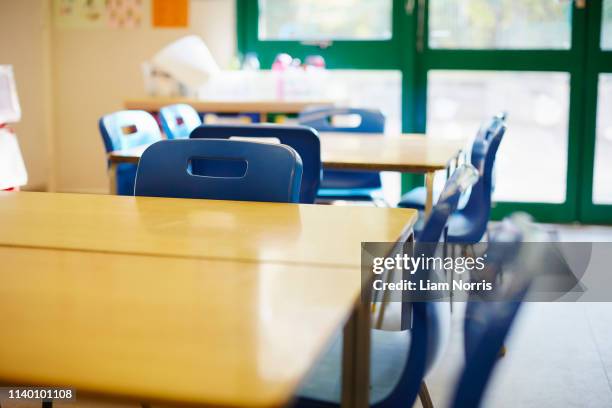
<box><xmin>0</xmin><ymin>65</ymin><xmax>21</xmax><ymax>124</ymax></box>
<box><xmin>0</xmin><ymin>129</ymin><xmax>28</xmax><ymax>189</ymax></box>
<box><xmin>150</xmin><ymin>35</ymin><xmax>220</xmax><ymax>91</ymax></box>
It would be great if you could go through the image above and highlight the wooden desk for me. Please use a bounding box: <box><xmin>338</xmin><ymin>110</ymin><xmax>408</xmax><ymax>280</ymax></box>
<box><xmin>0</xmin><ymin>192</ymin><xmax>415</xmax><ymax>268</ymax></box>
<box><xmin>108</xmin><ymin>132</ymin><xmax>465</xmax><ymax>213</ymax></box>
<box><xmin>125</xmin><ymin>98</ymin><xmax>334</xmax><ymax>123</ymax></box>
<box><xmin>0</xmin><ymin>246</ymin><xmax>359</xmax><ymax>408</ymax></box>
<box><xmin>0</xmin><ymin>192</ymin><xmax>416</xmax><ymax>408</ymax></box>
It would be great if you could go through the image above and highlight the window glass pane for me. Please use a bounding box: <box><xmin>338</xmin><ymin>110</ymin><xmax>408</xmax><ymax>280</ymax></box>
<box><xmin>258</xmin><ymin>0</ymin><xmax>392</xmax><ymax>41</ymax></box>
<box><xmin>602</xmin><ymin>0</ymin><xmax>612</xmax><ymax>50</ymax></box>
<box><xmin>427</xmin><ymin>71</ymin><xmax>570</xmax><ymax>203</ymax></box>
<box><xmin>593</xmin><ymin>74</ymin><xmax>612</xmax><ymax>204</ymax></box>
<box><xmin>429</xmin><ymin>0</ymin><xmax>572</xmax><ymax>49</ymax></box>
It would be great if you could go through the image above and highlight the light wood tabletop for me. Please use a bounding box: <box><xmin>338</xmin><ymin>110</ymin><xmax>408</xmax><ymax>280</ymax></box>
<box><xmin>320</xmin><ymin>132</ymin><xmax>465</xmax><ymax>172</ymax></box>
<box><xmin>0</xmin><ymin>245</ymin><xmax>360</xmax><ymax>408</ymax></box>
<box><xmin>0</xmin><ymin>191</ymin><xmax>415</xmax><ymax>407</ymax></box>
<box><xmin>0</xmin><ymin>192</ymin><xmax>416</xmax><ymax>268</ymax></box>
<box><xmin>107</xmin><ymin>132</ymin><xmax>465</xmax><ymax>213</ymax></box>
<box><xmin>108</xmin><ymin>132</ymin><xmax>464</xmax><ymax>173</ymax></box>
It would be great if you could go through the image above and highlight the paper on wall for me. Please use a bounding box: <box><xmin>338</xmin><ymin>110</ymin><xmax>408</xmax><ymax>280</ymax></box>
<box><xmin>106</xmin><ymin>0</ymin><xmax>143</xmax><ymax>29</ymax></box>
<box><xmin>53</xmin><ymin>0</ymin><xmax>106</xmax><ymax>29</ymax></box>
<box><xmin>0</xmin><ymin>66</ymin><xmax>21</xmax><ymax>124</ymax></box>
<box><xmin>0</xmin><ymin>129</ymin><xmax>28</xmax><ymax>190</ymax></box>
<box><xmin>152</xmin><ymin>0</ymin><xmax>189</xmax><ymax>28</ymax></box>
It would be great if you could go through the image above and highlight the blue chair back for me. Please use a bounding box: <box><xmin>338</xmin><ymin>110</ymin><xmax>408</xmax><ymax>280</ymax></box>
<box><xmin>377</xmin><ymin>165</ymin><xmax>479</xmax><ymax>408</ymax></box>
<box><xmin>99</xmin><ymin>110</ymin><xmax>162</xmax><ymax>195</ymax></box>
<box><xmin>299</xmin><ymin>107</ymin><xmax>386</xmax><ymax>133</ymax></box>
<box><xmin>159</xmin><ymin>104</ymin><xmax>202</xmax><ymax>140</ymax></box>
<box><xmin>451</xmin><ymin>214</ymin><xmax>541</xmax><ymax>408</ymax></box>
<box><xmin>99</xmin><ymin>110</ymin><xmax>161</xmax><ymax>152</ymax></box>
<box><xmin>451</xmin><ymin>121</ymin><xmax>506</xmax><ymax>243</ymax></box>
<box><xmin>299</xmin><ymin>107</ymin><xmax>384</xmax><ymax>191</ymax></box>
<box><xmin>134</xmin><ymin>139</ymin><xmax>303</xmax><ymax>203</ymax></box>
<box><xmin>190</xmin><ymin>124</ymin><xmax>320</xmax><ymax>204</ymax></box>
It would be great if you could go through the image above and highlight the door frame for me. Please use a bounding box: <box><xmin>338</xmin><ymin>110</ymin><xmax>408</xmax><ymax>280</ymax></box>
<box><xmin>236</xmin><ymin>0</ymin><xmax>605</xmax><ymax>224</ymax></box>
<box><xmin>579</xmin><ymin>0</ymin><xmax>612</xmax><ymax>223</ymax></box>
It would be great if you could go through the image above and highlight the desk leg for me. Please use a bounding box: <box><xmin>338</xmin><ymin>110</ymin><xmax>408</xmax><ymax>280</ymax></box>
<box><xmin>341</xmin><ymin>284</ymin><xmax>371</xmax><ymax>408</ymax></box>
<box><xmin>108</xmin><ymin>163</ymin><xmax>117</xmax><ymax>195</ymax></box>
<box><xmin>424</xmin><ymin>171</ymin><xmax>435</xmax><ymax>216</ymax></box>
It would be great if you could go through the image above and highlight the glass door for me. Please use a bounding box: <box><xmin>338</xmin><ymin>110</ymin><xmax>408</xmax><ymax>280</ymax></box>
<box><xmin>416</xmin><ymin>0</ymin><xmax>587</xmax><ymax>223</ymax></box>
<box><xmin>581</xmin><ymin>0</ymin><xmax>612</xmax><ymax>223</ymax></box>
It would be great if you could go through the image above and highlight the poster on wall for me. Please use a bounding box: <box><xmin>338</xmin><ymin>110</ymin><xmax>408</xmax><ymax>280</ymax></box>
<box><xmin>152</xmin><ymin>0</ymin><xmax>189</xmax><ymax>28</ymax></box>
<box><xmin>54</xmin><ymin>0</ymin><xmax>143</xmax><ymax>29</ymax></box>
<box><xmin>54</xmin><ymin>0</ymin><xmax>106</xmax><ymax>29</ymax></box>
<box><xmin>107</xmin><ymin>0</ymin><xmax>144</xmax><ymax>29</ymax></box>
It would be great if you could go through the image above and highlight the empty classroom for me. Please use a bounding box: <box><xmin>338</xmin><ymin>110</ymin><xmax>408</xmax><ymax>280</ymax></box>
<box><xmin>1</xmin><ymin>1</ymin><xmax>611</xmax><ymax>408</ymax></box>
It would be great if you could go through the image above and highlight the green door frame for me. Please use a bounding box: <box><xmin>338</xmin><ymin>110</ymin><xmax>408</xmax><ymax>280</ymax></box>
<box><xmin>236</xmin><ymin>0</ymin><xmax>609</xmax><ymax>224</ymax></box>
<box><xmin>580</xmin><ymin>0</ymin><xmax>612</xmax><ymax>223</ymax></box>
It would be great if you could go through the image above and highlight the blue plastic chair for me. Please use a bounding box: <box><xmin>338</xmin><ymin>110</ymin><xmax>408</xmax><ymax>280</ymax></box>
<box><xmin>444</xmin><ymin>121</ymin><xmax>505</xmax><ymax>244</ymax></box>
<box><xmin>298</xmin><ymin>107</ymin><xmax>385</xmax><ymax>200</ymax></box>
<box><xmin>159</xmin><ymin>104</ymin><xmax>203</xmax><ymax>140</ymax></box>
<box><xmin>451</xmin><ymin>214</ymin><xmax>544</xmax><ymax>408</ymax></box>
<box><xmin>99</xmin><ymin>110</ymin><xmax>162</xmax><ymax>195</ymax></box>
<box><xmin>190</xmin><ymin>124</ymin><xmax>320</xmax><ymax>204</ymax></box>
<box><xmin>295</xmin><ymin>165</ymin><xmax>479</xmax><ymax>408</ymax></box>
<box><xmin>134</xmin><ymin>139</ymin><xmax>303</xmax><ymax>203</ymax></box>
<box><xmin>399</xmin><ymin>114</ymin><xmax>506</xmax><ymax>210</ymax></box>
<box><xmin>408</xmin><ymin>121</ymin><xmax>506</xmax><ymax>244</ymax></box>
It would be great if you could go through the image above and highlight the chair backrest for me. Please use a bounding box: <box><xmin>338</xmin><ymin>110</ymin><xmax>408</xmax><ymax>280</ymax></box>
<box><xmin>378</xmin><ymin>165</ymin><xmax>479</xmax><ymax>408</ymax></box>
<box><xmin>99</xmin><ymin>110</ymin><xmax>162</xmax><ymax>153</ymax></box>
<box><xmin>159</xmin><ymin>104</ymin><xmax>202</xmax><ymax>140</ymax></box>
<box><xmin>458</xmin><ymin>120</ymin><xmax>506</xmax><ymax>242</ymax></box>
<box><xmin>474</xmin><ymin>112</ymin><xmax>507</xmax><ymax>144</ymax></box>
<box><xmin>419</xmin><ymin>164</ymin><xmax>481</xmax><ymax>243</ymax></box>
<box><xmin>298</xmin><ymin>107</ymin><xmax>385</xmax><ymax>134</ymax></box>
<box><xmin>190</xmin><ymin>124</ymin><xmax>320</xmax><ymax>204</ymax></box>
<box><xmin>451</xmin><ymin>214</ymin><xmax>544</xmax><ymax>408</ymax></box>
<box><xmin>134</xmin><ymin>139</ymin><xmax>303</xmax><ymax>203</ymax></box>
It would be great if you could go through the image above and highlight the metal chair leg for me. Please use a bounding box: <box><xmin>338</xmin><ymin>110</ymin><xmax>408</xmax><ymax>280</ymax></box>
<box><xmin>418</xmin><ymin>382</ymin><xmax>434</xmax><ymax>408</ymax></box>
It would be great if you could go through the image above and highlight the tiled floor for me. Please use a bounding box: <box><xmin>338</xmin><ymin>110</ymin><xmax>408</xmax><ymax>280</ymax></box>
<box><xmin>418</xmin><ymin>224</ymin><xmax>612</xmax><ymax>408</ymax></box>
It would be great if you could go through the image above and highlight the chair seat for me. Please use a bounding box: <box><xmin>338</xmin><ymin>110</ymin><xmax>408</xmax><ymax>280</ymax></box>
<box><xmin>296</xmin><ymin>329</ymin><xmax>411</xmax><ymax>407</ymax></box>
<box><xmin>397</xmin><ymin>186</ymin><xmax>427</xmax><ymax>209</ymax></box>
<box><xmin>321</xmin><ymin>170</ymin><xmax>382</xmax><ymax>188</ymax></box>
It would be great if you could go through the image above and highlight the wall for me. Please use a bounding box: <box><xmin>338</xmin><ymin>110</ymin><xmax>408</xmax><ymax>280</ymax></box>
<box><xmin>53</xmin><ymin>0</ymin><xmax>236</xmax><ymax>193</ymax></box>
<box><xmin>0</xmin><ymin>0</ymin><xmax>53</xmax><ymax>191</ymax></box>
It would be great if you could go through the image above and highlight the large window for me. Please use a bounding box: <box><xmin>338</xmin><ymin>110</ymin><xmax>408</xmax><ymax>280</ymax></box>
<box><xmin>239</xmin><ymin>0</ymin><xmax>611</xmax><ymax>223</ymax></box>
<box><xmin>429</xmin><ymin>0</ymin><xmax>572</xmax><ymax>49</ymax></box>
<box><xmin>592</xmin><ymin>74</ymin><xmax>612</xmax><ymax>204</ymax></box>
<box><xmin>602</xmin><ymin>0</ymin><xmax>612</xmax><ymax>49</ymax></box>
<box><xmin>258</xmin><ymin>0</ymin><xmax>393</xmax><ymax>41</ymax></box>
<box><xmin>427</xmin><ymin>71</ymin><xmax>570</xmax><ymax>203</ymax></box>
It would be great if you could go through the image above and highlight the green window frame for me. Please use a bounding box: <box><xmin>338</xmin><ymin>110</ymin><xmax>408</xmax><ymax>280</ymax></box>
<box><xmin>237</xmin><ymin>0</ymin><xmax>612</xmax><ymax>224</ymax></box>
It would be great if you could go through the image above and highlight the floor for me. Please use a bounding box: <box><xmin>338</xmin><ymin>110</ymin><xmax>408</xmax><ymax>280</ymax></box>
<box><xmin>417</xmin><ymin>224</ymin><xmax>612</xmax><ymax>408</ymax></box>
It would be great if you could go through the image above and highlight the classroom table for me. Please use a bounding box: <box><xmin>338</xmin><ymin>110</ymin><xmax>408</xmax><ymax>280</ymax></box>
<box><xmin>125</xmin><ymin>98</ymin><xmax>334</xmax><ymax>123</ymax></box>
<box><xmin>108</xmin><ymin>132</ymin><xmax>465</xmax><ymax>213</ymax></box>
<box><xmin>0</xmin><ymin>192</ymin><xmax>417</xmax><ymax>408</ymax></box>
